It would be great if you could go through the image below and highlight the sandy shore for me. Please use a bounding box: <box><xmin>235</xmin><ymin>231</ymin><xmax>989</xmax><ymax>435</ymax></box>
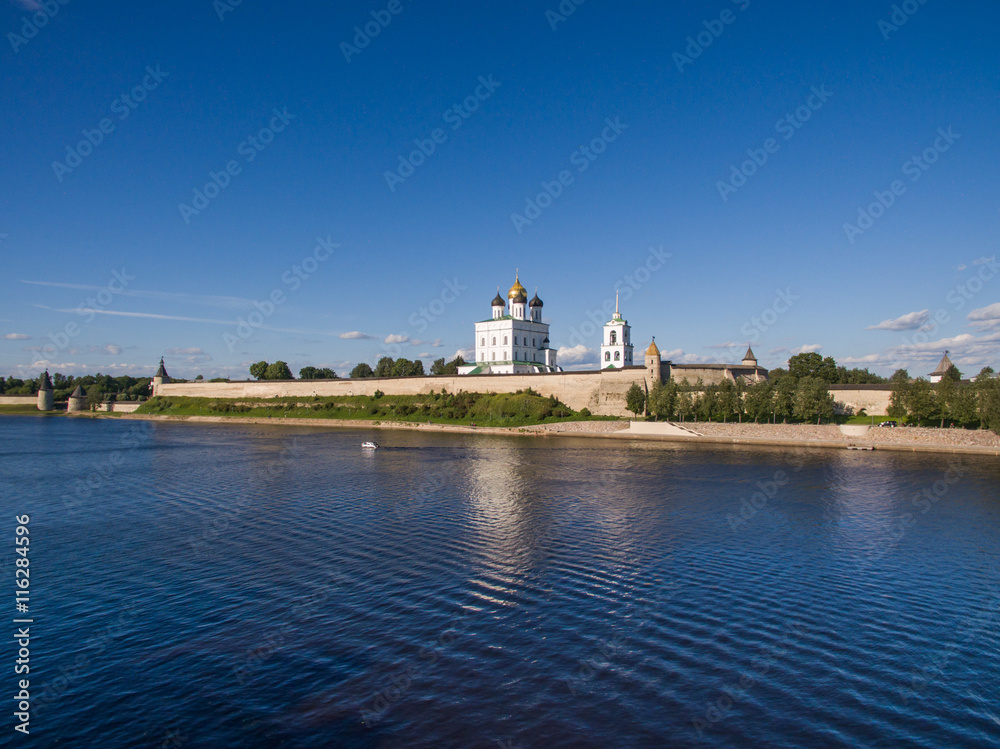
<box><xmin>111</xmin><ymin>413</ymin><xmax>1000</xmax><ymax>456</ymax></box>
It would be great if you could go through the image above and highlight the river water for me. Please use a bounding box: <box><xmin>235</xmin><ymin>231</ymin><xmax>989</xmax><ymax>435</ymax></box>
<box><xmin>1</xmin><ymin>415</ymin><xmax>998</xmax><ymax>748</ymax></box>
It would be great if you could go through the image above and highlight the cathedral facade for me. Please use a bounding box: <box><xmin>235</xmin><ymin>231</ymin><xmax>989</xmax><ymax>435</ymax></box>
<box><xmin>458</xmin><ymin>274</ymin><xmax>560</xmax><ymax>375</ymax></box>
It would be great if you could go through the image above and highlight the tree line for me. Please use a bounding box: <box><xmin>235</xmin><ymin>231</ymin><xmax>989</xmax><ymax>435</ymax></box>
<box><xmin>887</xmin><ymin>366</ymin><xmax>999</xmax><ymax>430</ymax></box>
<box><xmin>348</xmin><ymin>355</ymin><xmax>466</xmax><ymax>379</ymax></box>
<box><xmin>1</xmin><ymin>373</ymin><xmax>153</xmax><ymax>404</ymax></box>
<box><xmin>625</xmin><ymin>375</ymin><xmax>838</xmax><ymax>425</ymax></box>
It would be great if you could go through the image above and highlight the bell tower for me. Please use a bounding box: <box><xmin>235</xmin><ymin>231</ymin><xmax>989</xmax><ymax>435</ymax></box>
<box><xmin>600</xmin><ymin>290</ymin><xmax>633</xmax><ymax>368</ymax></box>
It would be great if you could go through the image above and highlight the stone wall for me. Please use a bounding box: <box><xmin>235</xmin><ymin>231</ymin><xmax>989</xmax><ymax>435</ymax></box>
<box><xmin>0</xmin><ymin>396</ymin><xmax>38</xmax><ymax>406</ymax></box>
<box><xmin>156</xmin><ymin>366</ymin><xmax>654</xmax><ymax>417</ymax></box>
<box><xmin>828</xmin><ymin>385</ymin><xmax>892</xmax><ymax>415</ymax></box>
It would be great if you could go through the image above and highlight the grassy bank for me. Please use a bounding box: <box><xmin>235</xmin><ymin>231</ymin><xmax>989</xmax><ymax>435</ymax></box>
<box><xmin>135</xmin><ymin>391</ymin><xmax>613</xmax><ymax>428</ymax></box>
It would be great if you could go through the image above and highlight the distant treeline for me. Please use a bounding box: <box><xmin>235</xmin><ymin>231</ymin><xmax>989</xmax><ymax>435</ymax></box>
<box><xmin>0</xmin><ymin>373</ymin><xmax>153</xmax><ymax>402</ymax></box>
<box><xmin>886</xmin><ymin>366</ymin><xmax>999</xmax><ymax>430</ymax></box>
<box><xmin>244</xmin><ymin>356</ymin><xmax>468</xmax><ymax>381</ymax></box>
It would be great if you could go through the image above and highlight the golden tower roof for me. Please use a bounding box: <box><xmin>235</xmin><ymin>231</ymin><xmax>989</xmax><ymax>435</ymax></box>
<box><xmin>645</xmin><ymin>338</ymin><xmax>660</xmax><ymax>356</ymax></box>
<box><xmin>508</xmin><ymin>272</ymin><xmax>527</xmax><ymax>302</ymax></box>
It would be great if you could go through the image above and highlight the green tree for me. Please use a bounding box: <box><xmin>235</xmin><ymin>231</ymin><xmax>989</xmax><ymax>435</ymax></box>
<box><xmin>676</xmin><ymin>389</ymin><xmax>694</xmax><ymax>422</ymax></box>
<box><xmin>264</xmin><ymin>361</ymin><xmax>293</xmax><ymax>380</ymax></box>
<box><xmin>374</xmin><ymin>357</ymin><xmax>395</xmax><ymax>378</ymax></box>
<box><xmin>697</xmin><ymin>384</ymin><xmax>719</xmax><ymax>422</ymax></box>
<box><xmin>649</xmin><ymin>380</ymin><xmax>677</xmax><ymax>421</ymax></box>
<box><xmin>350</xmin><ymin>363</ymin><xmax>374</xmax><ymax>379</ymax></box>
<box><xmin>249</xmin><ymin>361</ymin><xmax>269</xmax><ymax>380</ymax></box>
<box><xmin>788</xmin><ymin>352</ymin><xmax>838</xmax><ymax>383</ymax></box>
<box><xmin>774</xmin><ymin>375</ymin><xmax>798</xmax><ymax>423</ymax></box>
<box><xmin>300</xmin><ymin>366</ymin><xmax>337</xmax><ymax>379</ymax></box>
<box><xmin>887</xmin><ymin>375</ymin><xmax>910</xmax><ymax>420</ymax></box>
<box><xmin>430</xmin><ymin>356</ymin><xmax>467</xmax><ymax>375</ymax></box>
<box><xmin>905</xmin><ymin>378</ymin><xmax>939</xmax><ymax>425</ymax></box>
<box><xmin>744</xmin><ymin>380</ymin><xmax>774</xmax><ymax>423</ymax></box>
<box><xmin>793</xmin><ymin>376</ymin><xmax>835</xmax><ymax>424</ymax></box>
<box><xmin>86</xmin><ymin>383</ymin><xmax>103</xmax><ymax>411</ymax></box>
<box><xmin>717</xmin><ymin>379</ymin><xmax>739</xmax><ymax>423</ymax></box>
<box><xmin>625</xmin><ymin>382</ymin><xmax>646</xmax><ymax>417</ymax></box>
<box><xmin>949</xmin><ymin>386</ymin><xmax>979</xmax><ymax>428</ymax></box>
<box><xmin>978</xmin><ymin>377</ymin><xmax>1000</xmax><ymax>434</ymax></box>
<box><xmin>942</xmin><ymin>364</ymin><xmax>962</xmax><ymax>382</ymax></box>
<box><xmin>936</xmin><ymin>376</ymin><xmax>957</xmax><ymax>427</ymax></box>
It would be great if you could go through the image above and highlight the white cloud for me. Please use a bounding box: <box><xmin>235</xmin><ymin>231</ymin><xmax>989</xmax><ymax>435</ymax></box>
<box><xmin>706</xmin><ymin>341</ymin><xmax>741</xmax><ymax>350</ymax></box>
<box><xmin>340</xmin><ymin>331</ymin><xmax>375</xmax><ymax>340</ymax></box>
<box><xmin>558</xmin><ymin>344</ymin><xmax>594</xmax><ymax>364</ymax></box>
<box><xmin>867</xmin><ymin>310</ymin><xmax>931</xmax><ymax>331</ymax></box>
<box><xmin>841</xmin><ymin>354</ymin><xmax>881</xmax><ymax>364</ymax></box>
<box><xmin>418</xmin><ymin>352</ymin><xmax>430</xmax><ymax>358</ymax></box>
<box><xmin>452</xmin><ymin>348</ymin><xmax>475</xmax><ymax>361</ymax></box>
<box><xmin>431</xmin><ymin>338</ymin><xmax>443</xmax><ymax>348</ymax></box>
<box><xmin>3</xmin><ymin>333</ymin><xmax>29</xmax><ymax>340</ymax></box>
<box><xmin>384</xmin><ymin>334</ymin><xmax>409</xmax><ymax>345</ymax></box>
<box><xmin>956</xmin><ymin>264</ymin><xmax>967</xmax><ymax>271</ymax></box>
<box><xmin>792</xmin><ymin>344</ymin><xmax>823</xmax><ymax>355</ymax></box>
<box><xmin>99</xmin><ymin>344</ymin><xmax>122</xmax><ymax>355</ymax></box>
<box><xmin>968</xmin><ymin>303</ymin><xmax>1000</xmax><ymax>329</ymax></box>
<box><xmin>973</xmin><ymin>256</ymin><xmax>997</xmax><ymax>266</ymax></box>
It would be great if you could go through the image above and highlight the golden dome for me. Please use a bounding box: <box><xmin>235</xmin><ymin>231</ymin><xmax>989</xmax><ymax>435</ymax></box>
<box><xmin>645</xmin><ymin>338</ymin><xmax>660</xmax><ymax>356</ymax></box>
<box><xmin>507</xmin><ymin>273</ymin><xmax>527</xmax><ymax>302</ymax></box>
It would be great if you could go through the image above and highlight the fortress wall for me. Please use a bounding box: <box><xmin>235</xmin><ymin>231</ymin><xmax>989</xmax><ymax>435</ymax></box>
<box><xmin>828</xmin><ymin>386</ymin><xmax>892</xmax><ymax>415</ymax></box>
<box><xmin>156</xmin><ymin>367</ymin><xmax>652</xmax><ymax>417</ymax></box>
<box><xmin>0</xmin><ymin>396</ymin><xmax>38</xmax><ymax>406</ymax></box>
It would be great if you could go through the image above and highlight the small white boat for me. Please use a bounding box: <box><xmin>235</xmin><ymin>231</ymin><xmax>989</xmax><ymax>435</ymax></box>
<box><xmin>362</xmin><ymin>441</ymin><xmax>379</xmax><ymax>449</ymax></box>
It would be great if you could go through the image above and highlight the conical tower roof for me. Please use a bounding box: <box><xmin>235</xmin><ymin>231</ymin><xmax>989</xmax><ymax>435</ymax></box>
<box><xmin>645</xmin><ymin>338</ymin><xmax>660</xmax><ymax>356</ymax></box>
<box><xmin>930</xmin><ymin>352</ymin><xmax>954</xmax><ymax>377</ymax></box>
<box><xmin>743</xmin><ymin>345</ymin><xmax>757</xmax><ymax>362</ymax></box>
<box><xmin>70</xmin><ymin>385</ymin><xmax>84</xmax><ymax>398</ymax></box>
<box><xmin>39</xmin><ymin>370</ymin><xmax>53</xmax><ymax>391</ymax></box>
<box><xmin>155</xmin><ymin>357</ymin><xmax>169</xmax><ymax>378</ymax></box>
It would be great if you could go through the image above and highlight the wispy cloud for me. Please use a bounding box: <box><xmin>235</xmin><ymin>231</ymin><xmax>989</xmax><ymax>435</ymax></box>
<box><xmin>384</xmin><ymin>334</ymin><xmax>409</xmax><ymax>345</ymax></box>
<box><xmin>867</xmin><ymin>309</ymin><xmax>930</xmax><ymax>332</ymax></box>
<box><xmin>968</xmin><ymin>303</ymin><xmax>1000</xmax><ymax>329</ymax></box>
<box><xmin>792</xmin><ymin>344</ymin><xmax>823</xmax><ymax>355</ymax></box>
<box><xmin>3</xmin><ymin>333</ymin><xmax>29</xmax><ymax>340</ymax></box>
<box><xmin>22</xmin><ymin>280</ymin><xmax>253</xmax><ymax>309</ymax></box>
<box><xmin>340</xmin><ymin>331</ymin><xmax>376</xmax><ymax>340</ymax></box>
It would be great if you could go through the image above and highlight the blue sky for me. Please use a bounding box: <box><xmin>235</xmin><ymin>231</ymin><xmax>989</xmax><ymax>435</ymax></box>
<box><xmin>1</xmin><ymin>0</ymin><xmax>998</xmax><ymax>380</ymax></box>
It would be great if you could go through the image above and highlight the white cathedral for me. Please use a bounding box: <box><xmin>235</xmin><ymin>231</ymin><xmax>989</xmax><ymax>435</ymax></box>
<box><xmin>458</xmin><ymin>273</ymin><xmax>561</xmax><ymax>374</ymax></box>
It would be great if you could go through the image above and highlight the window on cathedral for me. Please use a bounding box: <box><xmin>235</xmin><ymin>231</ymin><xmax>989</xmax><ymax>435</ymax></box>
<box><xmin>514</xmin><ymin>336</ymin><xmax>518</xmax><ymax>345</ymax></box>
<box><xmin>503</xmin><ymin>336</ymin><xmax>508</xmax><ymax>345</ymax></box>
<box><xmin>615</xmin><ymin>351</ymin><xmax>621</xmax><ymax>361</ymax></box>
<box><xmin>492</xmin><ymin>337</ymin><xmax>496</xmax><ymax>345</ymax></box>
<box><xmin>481</xmin><ymin>337</ymin><xmax>485</xmax><ymax>346</ymax></box>
<box><xmin>610</xmin><ymin>331</ymin><xmax>617</xmax><ymax>344</ymax></box>
<box><xmin>532</xmin><ymin>338</ymin><xmax>536</xmax><ymax>347</ymax></box>
<box><xmin>605</xmin><ymin>352</ymin><xmax>610</xmax><ymax>361</ymax></box>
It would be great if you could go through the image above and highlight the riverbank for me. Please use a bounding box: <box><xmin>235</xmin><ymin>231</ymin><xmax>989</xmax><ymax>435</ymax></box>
<box><xmin>108</xmin><ymin>413</ymin><xmax>1000</xmax><ymax>457</ymax></box>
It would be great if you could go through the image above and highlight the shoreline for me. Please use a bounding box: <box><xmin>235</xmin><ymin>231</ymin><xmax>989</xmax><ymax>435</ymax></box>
<box><xmin>104</xmin><ymin>413</ymin><xmax>1000</xmax><ymax>457</ymax></box>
